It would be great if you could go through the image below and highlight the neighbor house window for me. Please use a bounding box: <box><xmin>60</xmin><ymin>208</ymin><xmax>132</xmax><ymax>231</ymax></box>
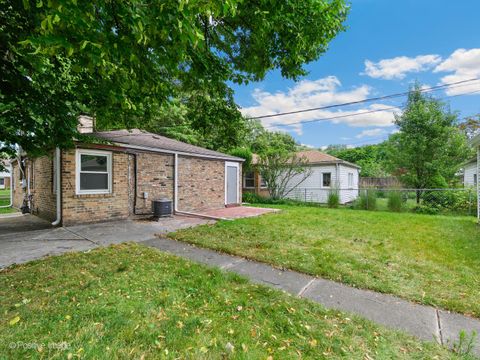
<box><xmin>322</xmin><ymin>172</ymin><xmax>331</xmax><ymax>187</ymax></box>
<box><xmin>76</xmin><ymin>150</ymin><xmax>112</xmax><ymax>194</ymax></box>
<box><xmin>260</xmin><ymin>176</ymin><xmax>267</xmax><ymax>188</ymax></box>
<box><xmin>348</xmin><ymin>173</ymin><xmax>354</xmax><ymax>188</ymax></box>
<box><xmin>244</xmin><ymin>171</ymin><xmax>255</xmax><ymax>188</ymax></box>
<box><xmin>474</xmin><ymin>174</ymin><xmax>478</xmax><ymax>186</ymax></box>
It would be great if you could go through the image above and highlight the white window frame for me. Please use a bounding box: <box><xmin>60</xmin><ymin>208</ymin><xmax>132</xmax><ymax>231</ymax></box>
<box><xmin>348</xmin><ymin>172</ymin><xmax>354</xmax><ymax>188</ymax></box>
<box><xmin>321</xmin><ymin>172</ymin><xmax>332</xmax><ymax>188</ymax></box>
<box><xmin>243</xmin><ymin>171</ymin><xmax>255</xmax><ymax>189</ymax></box>
<box><xmin>225</xmin><ymin>161</ymin><xmax>240</xmax><ymax>205</ymax></box>
<box><xmin>76</xmin><ymin>149</ymin><xmax>112</xmax><ymax>195</ymax></box>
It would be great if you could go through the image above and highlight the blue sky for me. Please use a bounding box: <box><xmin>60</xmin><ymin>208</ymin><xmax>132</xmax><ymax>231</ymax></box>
<box><xmin>232</xmin><ymin>0</ymin><xmax>480</xmax><ymax>148</ymax></box>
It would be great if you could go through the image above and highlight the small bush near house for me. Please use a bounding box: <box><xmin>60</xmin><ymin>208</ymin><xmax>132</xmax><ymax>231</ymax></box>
<box><xmin>354</xmin><ymin>189</ymin><xmax>377</xmax><ymax>211</ymax></box>
<box><xmin>413</xmin><ymin>204</ymin><xmax>441</xmax><ymax>215</ymax></box>
<box><xmin>327</xmin><ymin>190</ymin><xmax>340</xmax><ymax>208</ymax></box>
<box><xmin>387</xmin><ymin>191</ymin><xmax>403</xmax><ymax>212</ymax></box>
<box><xmin>242</xmin><ymin>192</ymin><xmax>265</xmax><ymax>204</ymax></box>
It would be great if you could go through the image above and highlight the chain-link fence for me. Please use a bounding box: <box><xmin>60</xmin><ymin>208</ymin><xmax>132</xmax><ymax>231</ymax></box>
<box><xmin>286</xmin><ymin>187</ymin><xmax>478</xmax><ymax>216</ymax></box>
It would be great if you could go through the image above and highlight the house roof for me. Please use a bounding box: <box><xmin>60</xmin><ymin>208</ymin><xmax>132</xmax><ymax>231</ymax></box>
<box><xmin>252</xmin><ymin>150</ymin><xmax>361</xmax><ymax>169</ymax></box>
<box><xmin>89</xmin><ymin>129</ymin><xmax>244</xmax><ymax>162</ymax></box>
<box><xmin>470</xmin><ymin>133</ymin><xmax>480</xmax><ymax>147</ymax></box>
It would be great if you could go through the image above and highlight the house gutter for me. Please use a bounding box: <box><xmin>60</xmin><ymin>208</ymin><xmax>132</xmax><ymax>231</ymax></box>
<box><xmin>51</xmin><ymin>147</ymin><xmax>62</xmax><ymax>226</ymax></box>
<box><xmin>172</xmin><ymin>153</ymin><xmax>229</xmax><ymax>221</ymax></box>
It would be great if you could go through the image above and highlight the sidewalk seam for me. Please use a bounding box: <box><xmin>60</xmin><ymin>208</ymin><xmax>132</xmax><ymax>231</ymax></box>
<box><xmin>297</xmin><ymin>278</ymin><xmax>316</xmax><ymax>297</ymax></box>
<box><xmin>436</xmin><ymin>309</ymin><xmax>444</xmax><ymax>345</ymax></box>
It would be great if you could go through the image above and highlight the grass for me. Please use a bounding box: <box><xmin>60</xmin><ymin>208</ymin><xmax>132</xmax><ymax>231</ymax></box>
<box><xmin>0</xmin><ymin>188</ymin><xmax>16</xmax><ymax>214</ymax></box>
<box><xmin>0</xmin><ymin>243</ymin><xmax>465</xmax><ymax>359</ymax></box>
<box><xmin>170</xmin><ymin>205</ymin><xmax>480</xmax><ymax>317</ymax></box>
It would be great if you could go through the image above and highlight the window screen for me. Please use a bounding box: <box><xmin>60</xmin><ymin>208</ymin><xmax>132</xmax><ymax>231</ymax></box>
<box><xmin>77</xmin><ymin>152</ymin><xmax>111</xmax><ymax>193</ymax></box>
<box><xmin>244</xmin><ymin>171</ymin><xmax>255</xmax><ymax>188</ymax></box>
<box><xmin>322</xmin><ymin>173</ymin><xmax>331</xmax><ymax>187</ymax></box>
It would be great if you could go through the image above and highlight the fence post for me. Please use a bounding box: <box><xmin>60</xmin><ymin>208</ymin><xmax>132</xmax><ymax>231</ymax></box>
<box><xmin>304</xmin><ymin>188</ymin><xmax>307</xmax><ymax>202</ymax></box>
<box><xmin>469</xmin><ymin>189</ymin><xmax>472</xmax><ymax>216</ymax></box>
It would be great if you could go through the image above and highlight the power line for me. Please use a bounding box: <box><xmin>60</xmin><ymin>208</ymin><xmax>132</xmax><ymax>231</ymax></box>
<box><xmin>266</xmin><ymin>88</ymin><xmax>480</xmax><ymax>129</ymax></box>
<box><xmin>251</xmin><ymin>77</ymin><xmax>480</xmax><ymax>120</ymax></box>
<box><xmin>318</xmin><ymin>112</ymin><xmax>480</xmax><ymax>148</ymax></box>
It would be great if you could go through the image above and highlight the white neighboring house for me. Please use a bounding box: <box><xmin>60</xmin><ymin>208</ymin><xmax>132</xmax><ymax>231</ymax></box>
<box><xmin>470</xmin><ymin>134</ymin><xmax>480</xmax><ymax>222</ymax></box>
<box><xmin>0</xmin><ymin>162</ymin><xmax>10</xmax><ymax>189</ymax></box>
<box><xmin>463</xmin><ymin>157</ymin><xmax>477</xmax><ymax>187</ymax></box>
<box><xmin>284</xmin><ymin>150</ymin><xmax>361</xmax><ymax>204</ymax></box>
<box><xmin>0</xmin><ymin>174</ymin><xmax>9</xmax><ymax>189</ymax></box>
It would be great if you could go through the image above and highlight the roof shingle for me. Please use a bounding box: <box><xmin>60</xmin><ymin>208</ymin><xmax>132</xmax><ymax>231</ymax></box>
<box><xmin>90</xmin><ymin>129</ymin><xmax>243</xmax><ymax>161</ymax></box>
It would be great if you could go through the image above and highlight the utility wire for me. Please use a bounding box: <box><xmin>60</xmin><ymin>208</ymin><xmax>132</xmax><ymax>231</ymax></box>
<box><xmin>266</xmin><ymin>88</ymin><xmax>480</xmax><ymax>129</ymax></box>
<box><xmin>252</xmin><ymin>77</ymin><xmax>480</xmax><ymax>120</ymax></box>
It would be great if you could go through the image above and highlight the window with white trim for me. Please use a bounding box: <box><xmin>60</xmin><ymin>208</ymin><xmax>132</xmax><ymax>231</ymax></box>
<box><xmin>244</xmin><ymin>171</ymin><xmax>255</xmax><ymax>188</ymax></box>
<box><xmin>76</xmin><ymin>150</ymin><xmax>112</xmax><ymax>194</ymax></box>
<box><xmin>322</xmin><ymin>172</ymin><xmax>331</xmax><ymax>188</ymax></box>
<box><xmin>348</xmin><ymin>173</ymin><xmax>354</xmax><ymax>188</ymax></box>
<box><xmin>0</xmin><ymin>178</ymin><xmax>4</xmax><ymax>187</ymax></box>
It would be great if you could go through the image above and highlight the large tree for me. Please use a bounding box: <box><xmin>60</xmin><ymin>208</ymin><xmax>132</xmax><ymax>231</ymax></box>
<box><xmin>385</xmin><ymin>85</ymin><xmax>470</xmax><ymax>201</ymax></box>
<box><xmin>325</xmin><ymin>143</ymin><xmax>390</xmax><ymax>177</ymax></box>
<box><xmin>0</xmin><ymin>0</ymin><xmax>348</xmax><ymax>157</ymax></box>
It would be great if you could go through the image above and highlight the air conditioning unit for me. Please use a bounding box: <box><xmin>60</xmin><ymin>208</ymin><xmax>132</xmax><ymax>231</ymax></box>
<box><xmin>152</xmin><ymin>198</ymin><xmax>172</xmax><ymax>219</ymax></box>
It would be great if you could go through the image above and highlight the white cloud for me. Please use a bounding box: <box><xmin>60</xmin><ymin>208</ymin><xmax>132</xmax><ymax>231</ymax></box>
<box><xmin>241</xmin><ymin>76</ymin><xmax>400</xmax><ymax>134</ymax></box>
<box><xmin>434</xmin><ymin>48</ymin><xmax>480</xmax><ymax>95</ymax></box>
<box><xmin>363</xmin><ymin>55</ymin><xmax>441</xmax><ymax>80</ymax></box>
<box><xmin>355</xmin><ymin>128</ymin><xmax>385</xmax><ymax>139</ymax></box>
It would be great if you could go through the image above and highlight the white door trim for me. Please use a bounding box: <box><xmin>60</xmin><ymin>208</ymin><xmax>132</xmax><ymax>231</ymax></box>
<box><xmin>225</xmin><ymin>161</ymin><xmax>240</xmax><ymax>205</ymax></box>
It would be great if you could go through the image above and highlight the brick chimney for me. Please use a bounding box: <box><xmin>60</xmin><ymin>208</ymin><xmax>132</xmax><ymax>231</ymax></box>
<box><xmin>77</xmin><ymin>115</ymin><xmax>95</xmax><ymax>134</ymax></box>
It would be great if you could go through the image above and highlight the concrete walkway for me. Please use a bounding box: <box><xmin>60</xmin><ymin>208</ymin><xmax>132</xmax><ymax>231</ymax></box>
<box><xmin>142</xmin><ymin>237</ymin><xmax>480</xmax><ymax>356</ymax></box>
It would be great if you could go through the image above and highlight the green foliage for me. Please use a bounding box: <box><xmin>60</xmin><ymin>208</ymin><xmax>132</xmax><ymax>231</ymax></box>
<box><xmin>327</xmin><ymin>190</ymin><xmax>340</xmax><ymax>208</ymax></box>
<box><xmin>258</xmin><ymin>151</ymin><xmax>311</xmax><ymax>200</ymax></box>
<box><xmin>412</xmin><ymin>204</ymin><xmax>441</xmax><ymax>215</ymax></box>
<box><xmin>325</xmin><ymin>143</ymin><xmax>390</xmax><ymax>177</ymax></box>
<box><xmin>385</xmin><ymin>83</ymin><xmax>470</xmax><ymax>190</ymax></box>
<box><xmin>229</xmin><ymin>147</ymin><xmax>252</xmax><ymax>170</ymax></box>
<box><xmin>387</xmin><ymin>191</ymin><xmax>403</xmax><ymax>212</ymax></box>
<box><xmin>354</xmin><ymin>189</ymin><xmax>377</xmax><ymax>211</ymax></box>
<box><xmin>1</xmin><ymin>0</ymin><xmax>348</xmax><ymax>156</ymax></box>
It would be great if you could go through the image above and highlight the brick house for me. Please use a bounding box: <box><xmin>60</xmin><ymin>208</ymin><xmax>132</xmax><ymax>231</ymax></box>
<box><xmin>11</xmin><ymin>116</ymin><xmax>243</xmax><ymax>226</ymax></box>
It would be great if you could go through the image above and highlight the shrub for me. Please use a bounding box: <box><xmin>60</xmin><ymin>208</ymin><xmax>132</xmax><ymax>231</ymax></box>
<box><xmin>242</xmin><ymin>192</ymin><xmax>265</xmax><ymax>204</ymax></box>
<box><xmin>387</xmin><ymin>191</ymin><xmax>403</xmax><ymax>212</ymax></box>
<box><xmin>413</xmin><ymin>204</ymin><xmax>441</xmax><ymax>215</ymax></box>
<box><xmin>327</xmin><ymin>191</ymin><xmax>340</xmax><ymax>208</ymax></box>
<box><xmin>354</xmin><ymin>189</ymin><xmax>377</xmax><ymax>211</ymax></box>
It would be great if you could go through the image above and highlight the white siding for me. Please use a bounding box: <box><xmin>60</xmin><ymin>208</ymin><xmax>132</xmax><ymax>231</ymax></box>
<box><xmin>283</xmin><ymin>163</ymin><xmax>360</xmax><ymax>204</ymax></box>
<box><xmin>464</xmin><ymin>161</ymin><xmax>477</xmax><ymax>187</ymax></box>
<box><xmin>338</xmin><ymin>164</ymin><xmax>360</xmax><ymax>203</ymax></box>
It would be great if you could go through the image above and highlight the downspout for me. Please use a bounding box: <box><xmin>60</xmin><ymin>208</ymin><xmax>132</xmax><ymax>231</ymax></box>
<box><xmin>51</xmin><ymin>147</ymin><xmax>62</xmax><ymax>226</ymax></box>
<box><xmin>172</xmin><ymin>153</ymin><xmax>228</xmax><ymax>221</ymax></box>
<box><xmin>0</xmin><ymin>163</ymin><xmax>13</xmax><ymax>208</ymax></box>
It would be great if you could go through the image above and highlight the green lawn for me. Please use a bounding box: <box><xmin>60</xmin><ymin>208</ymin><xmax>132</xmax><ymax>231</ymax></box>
<box><xmin>0</xmin><ymin>188</ymin><xmax>16</xmax><ymax>214</ymax></box>
<box><xmin>170</xmin><ymin>205</ymin><xmax>480</xmax><ymax>317</ymax></box>
<box><xmin>0</xmin><ymin>244</ymin><xmax>462</xmax><ymax>359</ymax></box>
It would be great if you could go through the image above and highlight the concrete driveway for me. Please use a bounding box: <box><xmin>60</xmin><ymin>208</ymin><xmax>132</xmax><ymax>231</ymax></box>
<box><xmin>0</xmin><ymin>214</ymin><xmax>210</xmax><ymax>269</ymax></box>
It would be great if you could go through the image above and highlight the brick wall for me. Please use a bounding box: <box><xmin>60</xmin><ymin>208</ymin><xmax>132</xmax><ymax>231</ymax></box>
<box><xmin>31</xmin><ymin>155</ymin><xmax>56</xmax><ymax>221</ymax></box>
<box><xmin>135</xmin><ymin>152</ymin><xmax>174</xmax><ymax>214</ymax></box>
<box><xmin>61</xmin><ymin>149</ymin><xmax>131</xmax><ymax>226</ymax></box>
<box><xmin>177</xmin><ymin>156</ymin><xmax>226</xmax><ymax>211</ymax></box>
